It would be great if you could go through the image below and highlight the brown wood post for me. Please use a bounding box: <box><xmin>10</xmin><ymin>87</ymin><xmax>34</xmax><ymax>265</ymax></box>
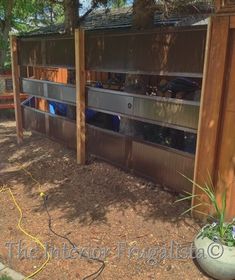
<box><xmin>215</xmin><ymin>0</ymin><xmax>235</xmax><ymax>13</ymax></box>
<box><xmin>216</xmin><ymin>16</ymin><xmax>235</xmax><ymax>220</ymax></box>
<box><xmin>10</xmin><ymin>35</ymin><xmax>23</xmax><ymax>144</ymax></box>
<box><xmin>75</xmin><ymin>29</ymin><xmax>86</xmax><ymax>164</ymax></box>
<box><xmin>193</xmin><ymin>11</ymin><xmax>235</xmax><ymax>220</ymax></box>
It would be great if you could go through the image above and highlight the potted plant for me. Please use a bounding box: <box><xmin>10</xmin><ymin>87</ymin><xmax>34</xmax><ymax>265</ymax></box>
<box><xmin>176</xmin><ymin>176</ymin><xmax>235</xmax><ymax>280</ymax></box>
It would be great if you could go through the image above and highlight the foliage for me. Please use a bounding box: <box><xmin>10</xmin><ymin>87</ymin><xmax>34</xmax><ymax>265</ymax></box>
<box><xmin>200</xmin><ymin>222</ymin><xmax>235</xmax><ymax>247</ymax></box>
<box><xmin>0</xmin><ymin>275</ymin><xmax>13</xmax><ymax>280</ymax></box>
<box><xmin>0</xmin><ymin>0</ymin><xmax>64</xmax><ymax>70</ymax></box>
<box><xmin>156</xmin><ymin>0</ymin><xmax>214</xmax><ymax>15</ymax></box>
<box><xmin>110</xmin><ymin>0</ymin><xmax>128</xmax><ymax>8</ymax></box>
<box><xmin>0</xmin><ymin>0</ymin><xmax>64</xmax><ymax>32</ymax></box>
<box><xmin>176</xmin><ymin>174</ymin><xmax>235</xmax><ymax>247</ymax></box>
<box><xmin>0</xmin><ymin>0</ymin><xmax>214</xmax><ymax>70</ymax></box>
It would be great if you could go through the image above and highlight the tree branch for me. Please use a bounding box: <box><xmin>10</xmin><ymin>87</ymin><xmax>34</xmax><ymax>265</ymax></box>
<box><xmin>79</xmin><ymin>1</ymin><xmax>99</xmax><ymax>23</ymax></box>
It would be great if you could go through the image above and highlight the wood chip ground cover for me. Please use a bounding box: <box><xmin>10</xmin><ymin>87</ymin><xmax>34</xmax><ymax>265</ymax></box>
<box><xmin>0</xmin><ymin>120</ymin><xmax>211</xmax><ymax>279</ymax></box>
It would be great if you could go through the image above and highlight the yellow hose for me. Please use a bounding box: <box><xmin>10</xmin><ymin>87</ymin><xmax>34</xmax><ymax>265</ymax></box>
<box><xmin>0</xmin><ymin>185</ymin><xmax>50</xmax><ymax>279</ymax></box>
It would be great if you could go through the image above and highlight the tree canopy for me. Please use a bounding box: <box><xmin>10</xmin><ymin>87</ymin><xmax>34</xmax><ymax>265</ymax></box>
<box><xmin>0</xmin><ymin>0</ymin><xmax>213</xmax><ymax>71</ymax></box>
<box><xmin>0</xmin><ymin>0</ymin><xmax>64</xmax><ymax>70</ymax></box>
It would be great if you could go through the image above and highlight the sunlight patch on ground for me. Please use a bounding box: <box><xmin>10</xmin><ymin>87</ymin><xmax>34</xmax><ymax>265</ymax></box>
<box><xmin>0</xmin><ymin>138</ymin><xmax>10</xmax><ymax>144</ymax></box>
<box><xmin>8</xmin><ymin>149</ymin><xmax>26</xmax><ymax>162</ymax></box>
<box><xmin>0</xmin><ymin>163</ymin><xmax>21</xmax><ymax>175</ymax></box>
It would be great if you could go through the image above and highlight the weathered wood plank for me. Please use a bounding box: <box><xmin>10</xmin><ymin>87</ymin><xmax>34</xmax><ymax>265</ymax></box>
<box><xmin>194</xmin><ymin>16</ymin><xmax>229</xmax><ymax>183</ymax></box>
<box><xmin>0</xmin><ymin>94</ymin><xmax>28</xmax><ymax>100</ymax></box>
<box><xmin>0</xmin><ymin>104</ymin><xmax>15</xmax><ymax>109</ymax></box>
<box><xmin>10</xmin><ymin>36</ymin><xmax>23</xmax><ymax>144</ymax></box>
<box><xmin>193</xmin><ymin>16</ymin><xmax>230</xmax><ymax>217</ymax></box>
<box><xmin>216</xmin><ymin>0</ymin><xmax>235</xmax><ymax>13</ymax></box>
<box><xmin>215</xmin><ymin>29</ymin><xmax>235</xmax><ymax>220</ymax></box>
<box><xmin>75</xmin><ymin>29</ymin><xmax>86</xmax><ymax>164</ymax></box>
<box><xmin>230</xmin><ymin>16</ymin><xmax>235</xmax><ymax>28</ymax></box>
<box><xmin>193</xmin><ymin>15</ymin><xmax>235</xmax><ymax>220</ymax></box>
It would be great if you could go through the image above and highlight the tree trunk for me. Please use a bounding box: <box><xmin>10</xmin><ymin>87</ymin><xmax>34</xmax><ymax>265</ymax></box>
<box><xmin>0</xmin><ymin>34</ymin><xmax>9</xmax><ymax>71</ymax></box>
<box><xmin>63</xmin><ymin>0</ymin><xmax>79</xmax><ymax>34</ymax></box>
<box><xmin>0</xmin><ymin>0</ymin><xmax>14</xmax><ymax>72</ymax></box>
<box><xmin>132</xmin><ymin>0</ymin><xmax>156</xmax><ymax>29</ymax></box>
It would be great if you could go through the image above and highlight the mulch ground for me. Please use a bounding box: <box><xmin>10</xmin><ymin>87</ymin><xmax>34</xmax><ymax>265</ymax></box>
<box><xmin>0</xmin><ymin>119</ymin><xmax>211</xmax><ymax>280</ymax></box>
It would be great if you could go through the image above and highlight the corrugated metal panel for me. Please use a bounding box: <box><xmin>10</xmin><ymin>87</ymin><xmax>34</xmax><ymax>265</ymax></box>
<box><xmin>87</xmin><ymin>87</ymin><xmax>134</xmax><ymax>115</ymax></box>
<box><xmin>87</xmin><ymin>87</ymin><xmax>199</xmax><ymax>132</ymax></box>
<box><xmin>87</xmin><ymin>125</ymin><xmax>128</xmax><ymax>167</ymax></box>
<box><xmin>22</xmin><ymin>105</ymin><xmax>76</xmax><ymax>149</ymax></box>
<box><xmin>22</xmin><ymin>105</ymin><xmax>46</xmax><ymax>134</ymax></box>
<box><xmin>22</xmin><ymin>79</ymin><xmax>44</xmax><ymax>97</ymax></box>
<box><xmin>22</xmin><ymin>106</ymin><xmax>195</xmax><ymax>193</ymax></box>
<box><xmin>45</xmin><ymin>38</ymin><xmax>75</xmax><ymax>67</ymax></box>
<box><xmin>49</xmin><ymin>117</ymin><xmax>76</xmax><ymax>149</ymax></box>
<box><xmin>19</xmin><ymin>27</ymin><xmax>206</xmax><ymax>76</ymax></box>
<box><xmin>47</xmin><ymin>82</ymin><xmax>76</xmax><ymax>104</ymax></box>
<box><xmin>19</xmin><ymin>36</ymin><xmax>75</xmax><ymax>67</ymax></box>
<box><xmin>86</xmin><ymin>27</ymin><xmax>207</xmax><ymax>76</ymax></box>
<box><xmin>132</xmin><ymin>141</ymin><xmax>194</xmax><ymax>192</ymax></box>
<box><xmin>133</xmin><ymin>95</ymin><xmax>199</xmax><ymax>131</ymax></box>
<box><xmin>19</xmin><ymin>39</ymin><xmax>43</xmax><ymax>66</ymax></box>
<box><xmin>22</xmin><ymin>78</ymin><xmax>76</xmax><ymax>105</ymax></box>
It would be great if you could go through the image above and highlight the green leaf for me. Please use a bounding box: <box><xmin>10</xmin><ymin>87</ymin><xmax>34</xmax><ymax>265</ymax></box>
<box><xmin>227</xmin><ymin>241</ymin><xmax>234</xmax><ymax>247</ymax></box>
<box><xmin>180</xmin><ymin>203</ymin><xmax>203</xmax><ymax>216</ymax></box>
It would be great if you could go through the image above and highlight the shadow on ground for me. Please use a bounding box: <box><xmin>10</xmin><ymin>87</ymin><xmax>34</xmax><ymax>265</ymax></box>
<box><xmin>0</xmin><ymin>120</ymin><xmax>192</xmax><ymax>226</ymax></box>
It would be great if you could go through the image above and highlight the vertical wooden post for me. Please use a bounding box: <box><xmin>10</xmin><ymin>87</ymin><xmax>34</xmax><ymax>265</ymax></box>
<box><xmin>75</xmin><ymin>29</ymin><xmax>86</xmax><ymax>164</ymax></box>
<box><xmin>10</xmin><ymin>35</ymin><xmax>23</xmax><ymax>144</ymax></box>
<box><xmin>26</xmin><ymin>66</ymin><xmax>29</xmax><ymax>78</ymax></box>
<box><xmin>193</xmin><ymin>16</ymin><xmax>230</xmax><ymax>218</ymax></box>
<box><xmin>215</xmin><ymin>17</ymin><xmax>235</xmax><ymax>219</ymax></box>
<box><xmin>192</xmin><ymin>18</ymin><xmax>213</xmax><ymax>217</ymax></box>
<box><xmin>215</xmin><ymin>0</ymin><xmax>235</xmax><ymax>13</ymax></box>
<box><xmin>193</xmin><ymin>13</ymin><xmax>235</xmax><ymax>220</ymax></box>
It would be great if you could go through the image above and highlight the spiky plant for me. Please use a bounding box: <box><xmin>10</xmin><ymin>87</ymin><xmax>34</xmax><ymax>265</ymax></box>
<box><xmin>176</xmin><ymin>174</ymin><xmax>235</xmax><ymax>247</ymax></box>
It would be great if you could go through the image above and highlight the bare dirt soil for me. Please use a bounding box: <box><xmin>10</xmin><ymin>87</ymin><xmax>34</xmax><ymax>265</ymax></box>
<box><xmin>0</xmin><ymin>119</ymin><xmax>211</xmax><ymax>280</ymax></box>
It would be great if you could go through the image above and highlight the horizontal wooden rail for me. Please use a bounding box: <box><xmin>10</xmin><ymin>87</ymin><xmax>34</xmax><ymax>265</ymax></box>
<box><xmin>0</xmin><ymin>103</ymin><xmax>15</xmax><ymax>109</ymax></box>
<box><xmin>21</xmin><ymin>64</ymin><xmax>75</xmax><ymax>70</ymax></box>
<box><xmin>85</xmin><ymin>68</ymin><xmax>203</xmax><ymax>78</ymax></box>
<box><xmin>0</xmin><ymin>94</ymin><xmax>28</xmax><ymax>100</ymax></box>
<box><xmin>0</xmin><ymin>93</ymin><xmax>28</xmax><ymax>110</ymax></box>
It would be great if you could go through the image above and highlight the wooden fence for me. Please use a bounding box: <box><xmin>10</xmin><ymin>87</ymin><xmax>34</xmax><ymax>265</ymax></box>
<box><xmin>11</xmin><ymin>5</ymin><xmax>235</xmax><ymax>218</ymax></box>
<box><xmin>13</xmin><ymin>25</ymin><xmax>207</xmax><ymax>194</ymax></box>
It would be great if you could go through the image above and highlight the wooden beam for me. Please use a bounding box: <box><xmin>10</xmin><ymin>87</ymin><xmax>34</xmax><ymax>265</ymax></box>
<box><xmin>75</xmin><ymin>29</ymin><xmax>86</xmax><ymax>164</ymax></box>
<box><xmin>193</xmin><ymin>16</ymin><xmax>230</xmax><ymax>217</ymax></box>
<box><xmin>0</xmin><ymin>94</ymin><xmax>28</xmax><ymax>100</ymax></box>
<box><xmin>230</xmin><ymin>15</ymin><xmax>235</xmax><ymax>28</ymax></box>
<box><xmin>10</xmin><ymin>35</ymin><xmax>23</xmax><ymax>144</ymax></box>
<box><xmin>216</xmin><ymin>0</ymin><xmax>235</xmax><ymax>13</ymax></box>
<box><xmin>0</xmin><ymin>104</ymin><xmax>15</xmax><ymax>110</ymax></box>
<box><xmin>192</xmin><ymin>18</ymin><xmax>213</xmax><ymax>215</ymax></box>
<box><xmin>215</xmin><ymin>27</ymin><xmax>235</xmax><ymax>220</ymax></box>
